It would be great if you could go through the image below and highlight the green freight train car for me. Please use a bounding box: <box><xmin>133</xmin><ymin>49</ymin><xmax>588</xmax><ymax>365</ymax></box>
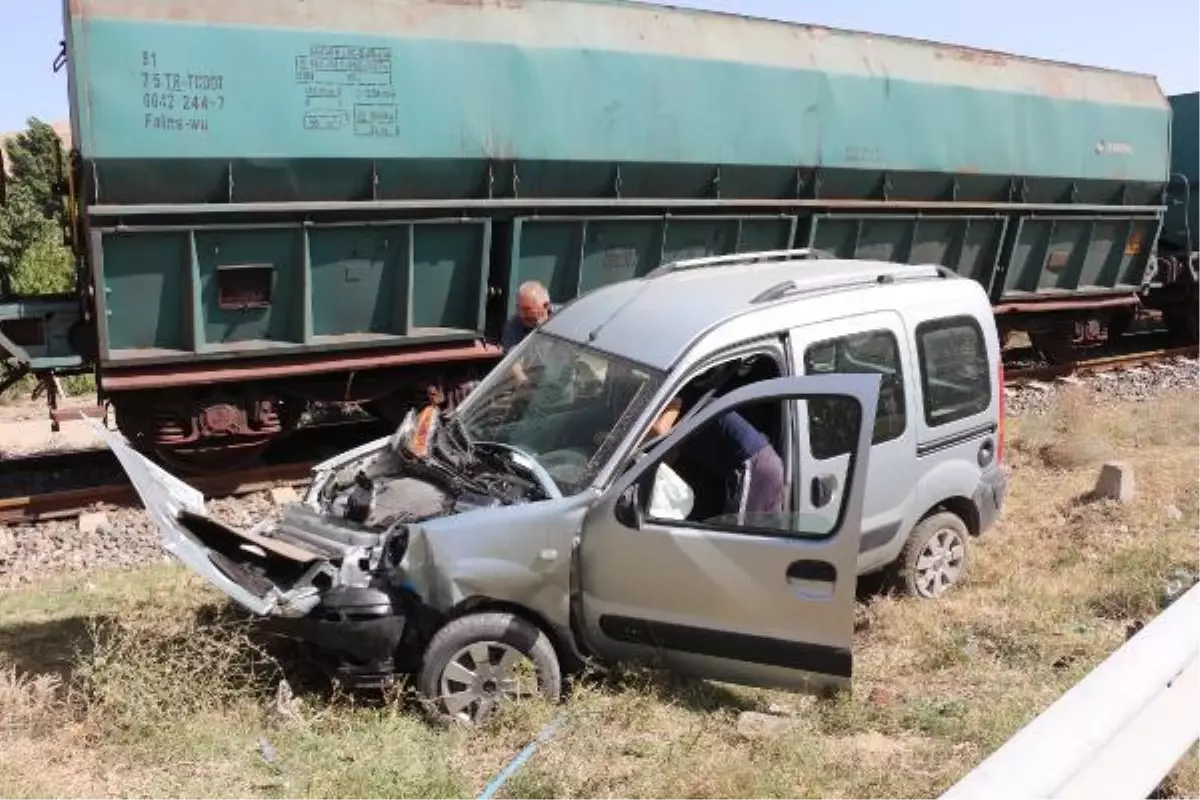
<box><xmin>1164</xmin><ymin>92</ymin><xmax>1200</xmax><ymax>253</ymax></box>
<box><xmin>0</xmin><ymin>0</ymin><xmax>1188</xmax><ymax>470</ymax></box>
<box><xmin>1142</xmin><ymin>92</ymin><xmax>1199</xmax><ymax>338</ymax></box>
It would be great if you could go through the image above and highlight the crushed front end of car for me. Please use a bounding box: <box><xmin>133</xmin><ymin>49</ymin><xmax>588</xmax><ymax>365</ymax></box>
<box><xmin>88</xmin><ymin>404</ymin><xmax>556</xmax><ymax>689</ymax></box>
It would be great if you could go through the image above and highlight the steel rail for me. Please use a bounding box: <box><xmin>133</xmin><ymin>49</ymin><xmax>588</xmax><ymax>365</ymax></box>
<box><xmin>1005</xmin><ymin>345</ymin><xmax>1198</xmax><ymax>383</ymax></box>
<box><xmin>0</xmin><ymin>461</ymin><xmax>316</xmax><ymax>524</ymax></box>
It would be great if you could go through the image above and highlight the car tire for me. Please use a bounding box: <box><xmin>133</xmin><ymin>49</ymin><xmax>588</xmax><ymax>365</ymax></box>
<box><xmin>418</xmin><ymin>612</ymin><xmax>562</xmax><ymax>726</ymax></box>
<box><xmin>894</xmin><ymin>511</ymin><xmax>970</xmax><ymax>600</ymax></box>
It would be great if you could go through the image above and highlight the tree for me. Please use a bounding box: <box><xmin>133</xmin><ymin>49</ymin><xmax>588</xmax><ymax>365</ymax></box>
<box><xmin>0</xmin><ymin>118</ymin><xmax>73</xmax><ymax>296</ymax></box>
<box><xmin>9</xmin><ymin>221</ymin><xmax>74</xmax><ymax>294</ymax></box>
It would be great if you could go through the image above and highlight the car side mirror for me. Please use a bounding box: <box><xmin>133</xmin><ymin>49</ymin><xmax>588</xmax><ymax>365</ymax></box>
<box><xmin>614</xmin><ymin>484</ymin><xmax>643</xmax><ymax>529</ymax></box>
<box><xmin>810</xmin><ymin>474</ymin><xmax>838</xmax><ymax>508</ymax></box>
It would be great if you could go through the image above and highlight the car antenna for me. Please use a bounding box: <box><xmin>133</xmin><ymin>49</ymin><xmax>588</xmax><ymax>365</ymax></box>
<box><xmin>585</xmin><ymin>281</ymin><xmax>650</xmax><ymax>342</ymax></box>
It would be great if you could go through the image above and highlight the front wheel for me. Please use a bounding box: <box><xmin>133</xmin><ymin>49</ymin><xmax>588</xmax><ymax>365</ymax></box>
<box><xmin>893</xmin><ymin>512</ymin><xmax>970</xmax><ymax>599</ymax></box>
<box><xmin>418</xmin><ymin>612</ymin><xmax>562</xmax><ymax>726</ymax></box>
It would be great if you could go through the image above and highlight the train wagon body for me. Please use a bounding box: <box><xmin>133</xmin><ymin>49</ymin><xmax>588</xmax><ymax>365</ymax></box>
<box><xmin>1141</xmin><ymin>91</ymin><xmax>1199</xmax><ymax>338</ymax></box>
<box><xmin>1163</xmin><ymin>92</ymin><xmax>1198</xmax><ymax>253</ymax></box>
<box><xmin>0</xmin><ymin>0</ymin><xmax>1187</xmax><ymax>470</ymax></box>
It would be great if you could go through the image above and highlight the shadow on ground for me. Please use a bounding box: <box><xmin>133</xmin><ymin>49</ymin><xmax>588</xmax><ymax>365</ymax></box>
<box><xmin>1</xmin><ymin>573</ymin><xmax>892</xmax><ymax>722</ymax></box>
<box><xmin>0</xmin><ymin>615</ymin><xmax>110</xmax><ymax>683</ymax></box>
<box><xmin>191</xmin><ymin>601</ymin><xmax>815</xmax><ymax>717</ymax></box>
<box><xmin>574</xmin><ymin>665</ymin><xmax>762</xmax><ymax>714</ymax></box>
<box><xmin>855</xmin><ymin>570</ymin><xmax>893</xmax><ymax>601</ymax></box>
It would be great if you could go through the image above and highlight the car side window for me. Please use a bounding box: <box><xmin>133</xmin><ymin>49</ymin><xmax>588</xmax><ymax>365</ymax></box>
<box><xmin>915</xmin><ymin>316</ymin><xmax>991</xmax><ymax>427</ymax></box>
<box><xmin>636</xmin><ymin>396</ymin><xmax>861</xmax><ymax>539</ymax></box>
<box><xmin>803</xmin><ymin>329</ymin><xmax>906</xmax><ymax>459</ymax></box>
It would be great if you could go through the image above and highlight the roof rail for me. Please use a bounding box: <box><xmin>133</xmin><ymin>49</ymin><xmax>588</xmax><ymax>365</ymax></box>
<box><xmin>749</xmin><ymin>264</ymin><xmax>950</xmax><ymax>305</ymax></box>
<box><xmin>646</xmin><ymin>248</ymin><xmax>835</xmax><ymax>278</ymax></box>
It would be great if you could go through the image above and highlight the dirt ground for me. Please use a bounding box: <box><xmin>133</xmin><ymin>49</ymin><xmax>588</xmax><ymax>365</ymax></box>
<box><xmin>0</xmin><ymin>394</ymin><xmax>106</xmax><ymax>456</ymax></box>
<box><xmin>0</xmin><ymin>387</ymin><xmax>1197</xmax><ymax>798</ymax></box>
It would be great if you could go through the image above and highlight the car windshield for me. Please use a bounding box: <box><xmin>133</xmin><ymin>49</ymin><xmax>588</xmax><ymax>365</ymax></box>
<box><xmin>454</xmin><ymin>332</ymin><xmax>665</xmax><ymax>495</ymax></box>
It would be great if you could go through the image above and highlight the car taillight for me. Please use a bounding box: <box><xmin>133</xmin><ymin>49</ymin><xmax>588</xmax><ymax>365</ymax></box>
<box><xmin>996</xmin><ymin>358</ymin><xmax>1006</xmax><ymax>464</ymax></box>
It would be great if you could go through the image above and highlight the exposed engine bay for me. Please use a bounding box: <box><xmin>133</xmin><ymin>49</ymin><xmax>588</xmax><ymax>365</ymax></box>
<box><xmin>88</xmin><ymin>403</ymin><xmax>563</xmax><ymax>689</ymax></box>
<box><xmin>311</xmin><ymin>404</ymin><xmax>551</xmax><ymax>530</ymax></box>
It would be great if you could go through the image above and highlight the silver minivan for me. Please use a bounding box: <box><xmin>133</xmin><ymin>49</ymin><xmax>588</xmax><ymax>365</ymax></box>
<box><xmin>101</xmin><ymin>251</ymin><xmax>1008</xmax><ymax>724</ymax></box>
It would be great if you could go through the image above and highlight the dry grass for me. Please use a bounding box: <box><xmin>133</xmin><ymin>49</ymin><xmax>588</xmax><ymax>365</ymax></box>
<box><xmin>0</xmin><ymin>389</ymin><xmax>1197</xmax><ymax>798</ymax></box>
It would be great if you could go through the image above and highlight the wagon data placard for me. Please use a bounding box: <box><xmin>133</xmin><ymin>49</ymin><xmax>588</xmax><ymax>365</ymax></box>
<box><xmin>295</xmin><ymin>44</ymin><xmax>400</xmax><ymax>139</ymax></box>
<box><xmin>138</xmin><ymin>49</ymin><xmax>227</xmax><ymax>135</ymax></box>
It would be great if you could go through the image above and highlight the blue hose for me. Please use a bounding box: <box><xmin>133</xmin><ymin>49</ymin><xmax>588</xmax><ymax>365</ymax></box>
<box><xmin>477</xmin><ymin>712</ymin><xmax>568</xmax><ymax>799</ymax></box>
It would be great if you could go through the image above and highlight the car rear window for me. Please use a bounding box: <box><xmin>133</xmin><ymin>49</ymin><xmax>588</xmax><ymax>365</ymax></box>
<box><xmin>915</xmin><ymin>316</ymin><xmax>991</xmax><ymax>426</ymax></box>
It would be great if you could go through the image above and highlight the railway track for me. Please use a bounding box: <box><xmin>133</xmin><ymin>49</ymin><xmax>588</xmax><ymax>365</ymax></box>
<box><xmin>0</xmin><ymin>461</ymin><xmax>316</xmax><ymax>525</ymax></box>
<box><xmin>1005</xmin><ymin>345</ymin><xmax>1198</xmax><ymax>383</ymax></box>
<box><xmin>0</xmin><ymin>418</ymin><xmax>393</xmax><ymax>525</ymax></box>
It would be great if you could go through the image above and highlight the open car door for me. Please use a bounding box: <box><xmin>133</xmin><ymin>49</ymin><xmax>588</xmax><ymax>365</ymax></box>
<box><xmin>577</xmin><ymin>373</ymin><xmax>879</xmax><ymax>693</ymax></box>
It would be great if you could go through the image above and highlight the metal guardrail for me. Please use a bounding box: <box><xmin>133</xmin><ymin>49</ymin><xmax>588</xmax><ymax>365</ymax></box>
<box><xmin>942</xmin><ymin>582</ymin><xmax>1200</xmax><ymax>799</ymax></box>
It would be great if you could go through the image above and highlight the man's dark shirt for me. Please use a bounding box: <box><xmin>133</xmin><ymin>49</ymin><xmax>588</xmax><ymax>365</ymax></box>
<box><xmin>688</xmin><ymin>411</ymin><xmax>769</xmax><ymax>472</ymax></box>
<box><xmin>677</xmin><ymin>410</ymin><xmax>772</xmax><ymax>516</ymax></box>
<box><xmin>499</xmin><ymin>304</ymin><xmax>559</xmax><ymax>352</ymax></box>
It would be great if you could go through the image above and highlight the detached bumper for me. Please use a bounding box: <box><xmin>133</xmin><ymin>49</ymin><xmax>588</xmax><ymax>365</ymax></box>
<box><xmin>975</xmin><ymin>465</ymin><xmax>1010</xmax><ymax>534</ymax></box>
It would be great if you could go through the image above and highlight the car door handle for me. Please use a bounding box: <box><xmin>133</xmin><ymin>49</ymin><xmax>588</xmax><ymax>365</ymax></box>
<box><xmin>786</xmin><ymin>560</ymin><xmax>837</xmax><ymax>583</ymax></box>
<box><xmin>810</xmin><ymin>474</ymin><xmax>838</xmax><ymax>508</ymax></box>
<box><xmin>786</xmin><ymin>560</ymin><xmax>837</xmax><ymax>600</ymax></box>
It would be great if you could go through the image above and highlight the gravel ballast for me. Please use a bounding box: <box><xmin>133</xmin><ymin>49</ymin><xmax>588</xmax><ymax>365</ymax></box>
<box><xmin>0</xmin><ymin>490</ymin><xmax>289</xmax><ymax>589</ymax></box>
<box><xmin>1005</xmin><ymin>356</ymin><xmax>1198</xmax><ymax>417</ymax></box>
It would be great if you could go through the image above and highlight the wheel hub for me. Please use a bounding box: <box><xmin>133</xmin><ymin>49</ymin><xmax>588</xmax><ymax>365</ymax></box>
<box><xmin>915</xmin><ymin>527</ymin><xmax>966</xmax><ymax>598</ymax></box>
<box><xmin>439</xmin><ymin>642</ymin><xmax>533</xmax><ymax>724</ymax></box>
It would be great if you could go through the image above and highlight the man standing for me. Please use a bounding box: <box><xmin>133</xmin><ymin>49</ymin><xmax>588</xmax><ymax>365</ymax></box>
<box><xmin>500</xmin><ymin>280</ymin><xmax>556</xmax><ymax>352</ymax></box>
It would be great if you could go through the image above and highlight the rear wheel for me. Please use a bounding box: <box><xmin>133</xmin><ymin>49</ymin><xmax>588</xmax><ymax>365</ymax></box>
<box><xmin>418</xmin><ymin>612</ymin><xmax>562</xmax><ymax>726</ymax></box>
<box><xmin>894</xmin><ymin>512</ymin><xmax>970</xmax><ymax>599</ymax></box>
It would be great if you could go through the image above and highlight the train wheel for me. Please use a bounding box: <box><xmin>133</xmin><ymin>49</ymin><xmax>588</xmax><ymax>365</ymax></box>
<box><xmin>1164</xmin><ymin>300</ymin><xmax>1199</xmax><ymax>345</ymax></box>
<box><xmin>1028</xmin><ymin>330</ymin><xmax>1083</xmax><ymax>365</ymax></box>
<box><xmin>1029</xmin><ymin>315</ymin><xmax>1123</xmax><ymax>365</ymax></box>
<box><xmin>1107</xmin><ymin>310</ymin><xmax>1135</xmax><ymax>346</ymax></box>
<box><xmin>153</xmin><ymin>440</ymin><xmax>271</xmax><ymax>476</ymax></box>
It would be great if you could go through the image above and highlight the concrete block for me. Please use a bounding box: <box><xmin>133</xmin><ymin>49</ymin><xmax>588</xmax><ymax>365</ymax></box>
<box><xmin>1094</xmin><ymin>461</ymin><xmax>1135</xmax><ymax>505</ymax></box>
<box><xmin>78</xmin><ymin>511</ymin><xmax>109</xmax><ymax>535</ymax></box>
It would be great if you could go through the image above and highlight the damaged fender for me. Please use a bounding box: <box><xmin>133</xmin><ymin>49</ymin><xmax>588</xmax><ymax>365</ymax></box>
<box><xmin>397</xmin><ymin>496</ymin><xmax>590</xmax><ymax>649</ymax></box>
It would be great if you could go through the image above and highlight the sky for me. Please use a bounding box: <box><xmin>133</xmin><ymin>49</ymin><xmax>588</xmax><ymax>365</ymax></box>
<box><xmin>1</xmin><ymin>0</ymin><xmax>1197</xmax><ymax>133</ymax></box>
